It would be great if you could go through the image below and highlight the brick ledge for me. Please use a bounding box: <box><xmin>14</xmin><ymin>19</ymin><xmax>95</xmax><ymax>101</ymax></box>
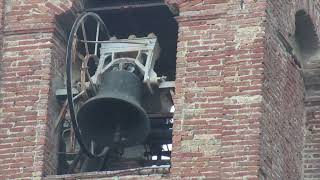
<box><xmin>44</xmin><ymin>166</ymin><xmax>170</xmax><ymax>179</ymax></box>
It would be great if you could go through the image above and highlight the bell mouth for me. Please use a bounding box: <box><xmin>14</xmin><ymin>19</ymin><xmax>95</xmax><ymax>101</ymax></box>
<box><xmin>77</xmin><ymin>95</ymin><xmax>150</xmax><ymax>148</ymax></box>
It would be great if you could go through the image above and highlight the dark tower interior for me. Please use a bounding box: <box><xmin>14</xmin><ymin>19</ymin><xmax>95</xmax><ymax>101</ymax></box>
<box><xmin>85</xmin><ymin>0</ymin><xmax>178</xmax><ymax>81</ymax></box>
<box><xmin>56</xmin><ymin>0</ymin><xmax>178</xmax><ymax>175</ymax></box>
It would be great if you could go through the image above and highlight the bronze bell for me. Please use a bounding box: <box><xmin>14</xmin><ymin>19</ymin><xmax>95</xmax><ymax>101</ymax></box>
<box><xmin>77</xmin><ymin>70</ymin><xmax>150</xmax><ymax>150</ymax></box>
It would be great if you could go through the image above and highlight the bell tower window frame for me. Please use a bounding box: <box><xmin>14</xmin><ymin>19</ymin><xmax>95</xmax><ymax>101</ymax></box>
<box><xmin>54</xmin><ymin>0</ymin><xmax>178</xmax><ymax>175</ymax></box>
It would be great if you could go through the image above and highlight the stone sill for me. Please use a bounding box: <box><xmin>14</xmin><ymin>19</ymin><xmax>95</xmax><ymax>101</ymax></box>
<box><xmin>44</xmin><ymin>166</ymin><xmax>170</xmax><ymax>180</ymax></box>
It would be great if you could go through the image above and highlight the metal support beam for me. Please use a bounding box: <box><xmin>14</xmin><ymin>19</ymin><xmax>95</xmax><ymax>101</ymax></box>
<box><xmin>85</xmin><ymin>2</ymin><xmax>179</xmax><ymax>16</ymax></box>
<box><xmin>86</xmin><ymin>2</ymin><xmax>166</xmax><ymax>12</ymax></box>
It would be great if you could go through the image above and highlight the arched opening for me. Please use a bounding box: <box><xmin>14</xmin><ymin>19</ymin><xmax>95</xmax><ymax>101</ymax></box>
<box><xmin>53</xmin><ymin>0</ymin><xmax>178</xmax><ymax>175</ymax></box>
<box><xmin>294</xmin><ymin>10</ymin><xmax>320</xmax><ymax>179</ymax></box>
<box><xmin>294</xmin><ymin>10</ymin><xmax>320</xmax><ymax>96</ymax></box>
<box><xmin>295</xmin><ymin>10</ymin><xmax>319</xmax><ymax>57</ymax></box>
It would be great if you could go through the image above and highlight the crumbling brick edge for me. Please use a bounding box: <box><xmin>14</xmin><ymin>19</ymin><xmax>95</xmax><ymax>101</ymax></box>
<box><xmin>44</xmin><ymin>166</ymin><xmax>170</xmax><ymax>179</ymax></box>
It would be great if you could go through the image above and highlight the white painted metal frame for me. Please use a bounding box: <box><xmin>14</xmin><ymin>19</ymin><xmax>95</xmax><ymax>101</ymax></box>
<box><xmin>89</xmin><ymin>36</ymin><xmax>162</xmax><ymax>92</ymax></box>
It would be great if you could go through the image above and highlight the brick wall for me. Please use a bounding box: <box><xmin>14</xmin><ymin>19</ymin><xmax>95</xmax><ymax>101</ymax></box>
<box><xmin>0</xmin><ymin>0</ymin><xmax>80</xmax><ymax>179</ymax></box>
<box><xmin>171</xmin><ymin>1</ymin><xmax>227</xmax><ymax>179</ymax></box>
<box><xmin>0</xmin><ymin>0</ymin><xmax>3</xmax><ymax>58</ymax></box>
<box><xmin>262</xmin><ymin>3</ymin><xmax>305</xmax><ymax>179</ymax></box>
<box><xmin>302</xmin><ymin>2</ymin><xmax>320</xmax><ymax>180</ymax></box>
<box><xmin>264</xmin><ymin>0</ymin><xmax>320</xmax><ymax>179</ymax></box>
<box><xmin>170</xmin><ymin>1</ymin><xmax>266</xmax><ymax>179</ymax></box>
<box><xmin>304</xmin><ymin>107</ymin><xmax>320</xmax><ymax>179</ymax></box>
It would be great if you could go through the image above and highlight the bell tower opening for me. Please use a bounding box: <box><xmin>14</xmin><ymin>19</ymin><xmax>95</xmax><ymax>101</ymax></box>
<box><xmin>294</xmin><ymin>10</ymin><xmax>320</xmax><ymax>96</ymax></box>
<box><xmin>294</xmin><ymin>10</ymin><xmax>320</xmax><ymax>179</ymax></box>
<box><xmin>55</xmin><ymin>0</ymin><xmax>178</xmax><ymax>175</ymax></box>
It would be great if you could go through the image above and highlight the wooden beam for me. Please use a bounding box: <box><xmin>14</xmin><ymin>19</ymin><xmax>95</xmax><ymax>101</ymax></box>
<box><xmin>54</xmin><ymin>100</ymin><xmax>69</xmax><ymax>132</ymax></box>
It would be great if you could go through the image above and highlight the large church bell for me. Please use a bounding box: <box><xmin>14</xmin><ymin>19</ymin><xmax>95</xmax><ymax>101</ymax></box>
<box><xmin>77</xmin><ymin>70</ymin><xmax>150</xmax><ymax>149</ymax></box>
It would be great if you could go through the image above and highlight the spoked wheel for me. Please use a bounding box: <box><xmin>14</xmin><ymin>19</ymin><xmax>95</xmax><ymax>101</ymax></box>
<box><xmin>66</xmin><ymin>12</ymin><xmax>110</xmax><ymax>158</ymax></box>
